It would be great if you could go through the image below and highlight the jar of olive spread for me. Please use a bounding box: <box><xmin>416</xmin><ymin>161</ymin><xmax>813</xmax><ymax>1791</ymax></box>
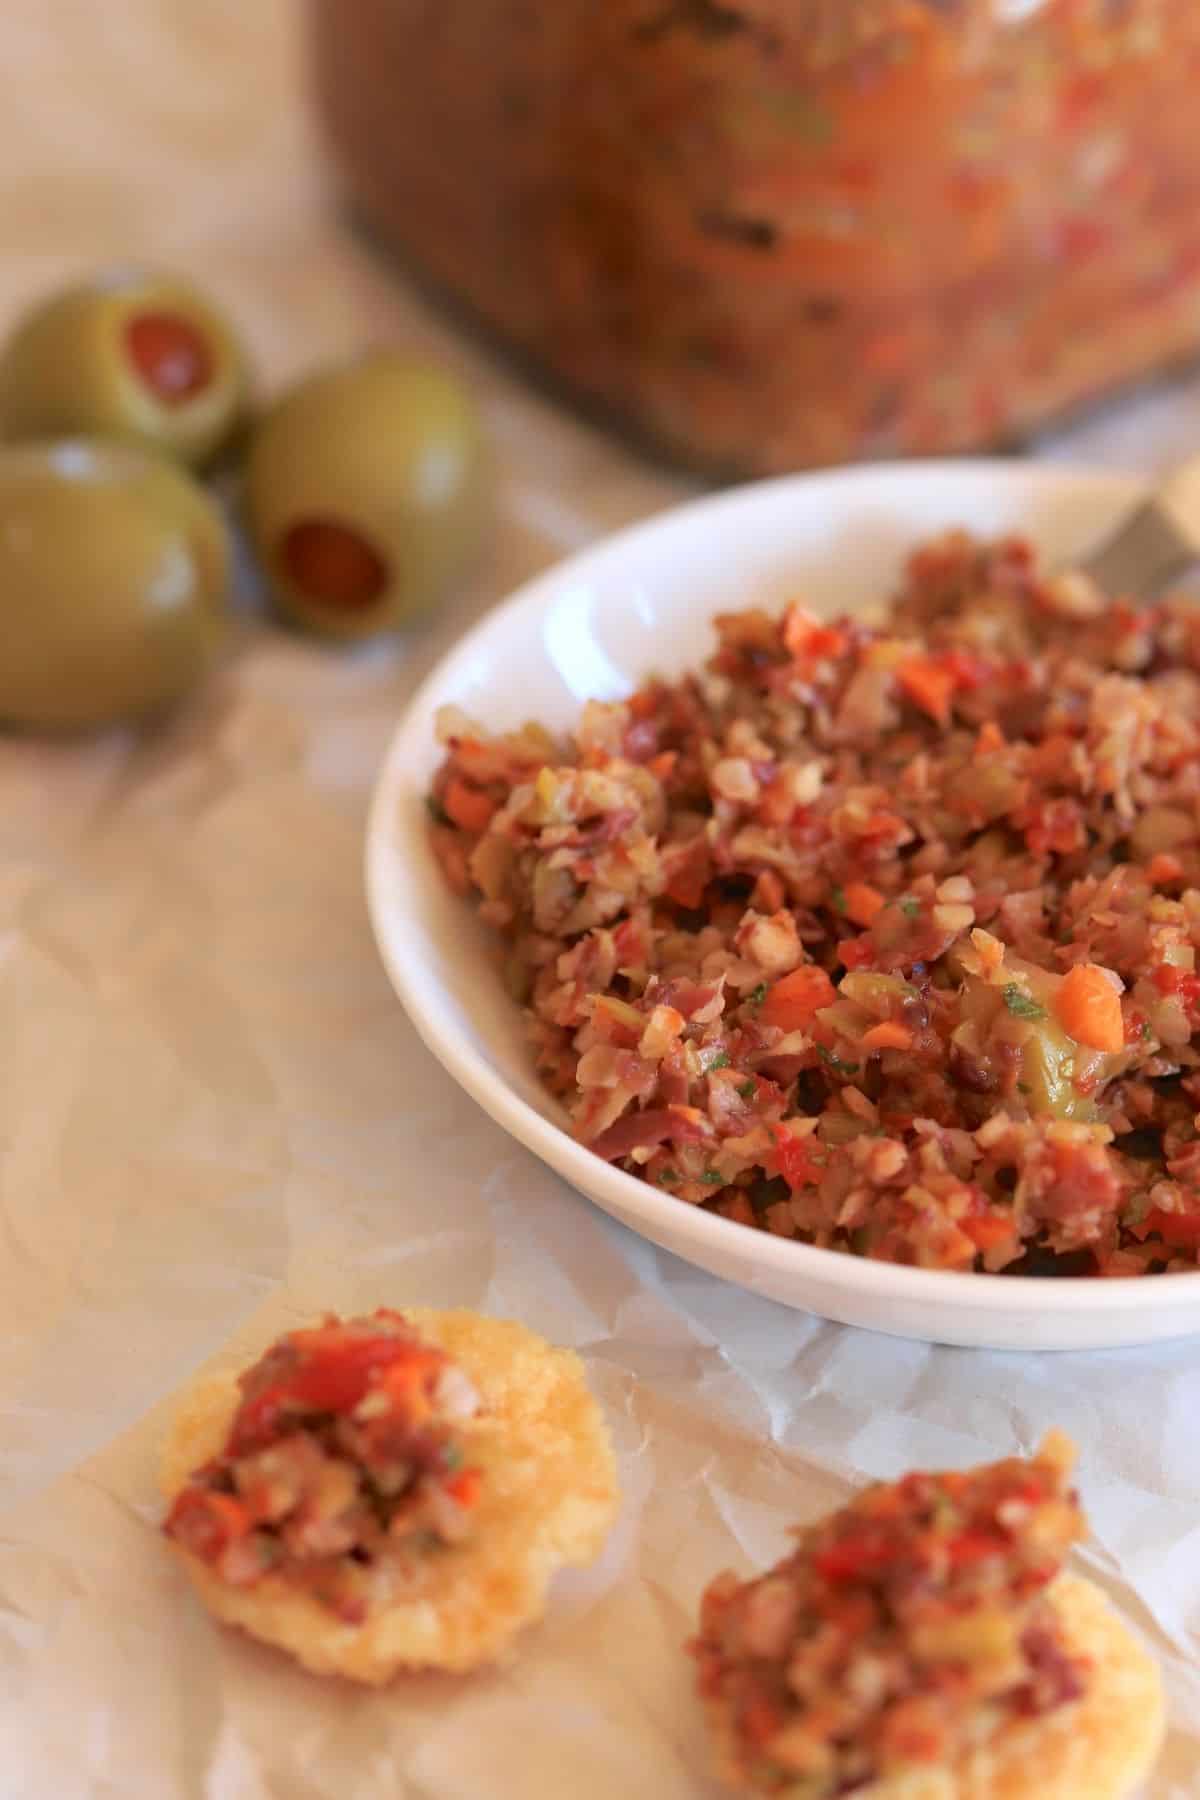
<box><xmin>307</xmin><ymin>1</ymin><xmax>1200</xmax><ymax>474</ymax></box>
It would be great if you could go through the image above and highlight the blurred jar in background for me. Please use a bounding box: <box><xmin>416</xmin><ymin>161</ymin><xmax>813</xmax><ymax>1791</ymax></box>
<box><xmin>307</xmin><ymin>1</ymin><xmax>1200</xmax><ymax>475</ymax></box>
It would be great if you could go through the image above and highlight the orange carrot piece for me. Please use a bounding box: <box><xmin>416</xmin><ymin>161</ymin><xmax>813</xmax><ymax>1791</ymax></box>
<box><xmin>962</xmin><ymin>1215</ymin><xmax>1014</xmax><ymax>1250</ymax></box>
<box><xmin>1054</xmin><ymin>963</ymin><xmax>1124</xmax><ymax>1052</ymax></box>
<box><xmin>760</xmin><ymin>964</ymin><xmax>836</xmax><ymax>1031</ymax></box>
<box><xmin>969</xmin><ymin>927</ymin><xmax>1005</xmax><ymax>975</ymax></box>
<box><xmin>843</xmin><ymin>881</ymin><xmax>885</xmax><ymax>926</ymax></box>
<box><xmin>898</xmin><ymin>656</ymin><xmax>957</xmax><ymax>726</ymax></box>
<box><xmin>861</xmin><ymin>1021</ymin><xmax>913</xmax><ymax>1051</ymax></box>
<box><xmin>443</xmin><ymin>777</ymin><xmax>497</xmax><ymax>835</ymax></box>
<box><xmin>1147</xmin><ymin>853</ymin><xmax>1183</xmax><ymax>885</ymax></box>
<box><xmin>1139</xmin><ymin>1207</ymin><xmax>1200</xmax><ymax>1248</ymax></box>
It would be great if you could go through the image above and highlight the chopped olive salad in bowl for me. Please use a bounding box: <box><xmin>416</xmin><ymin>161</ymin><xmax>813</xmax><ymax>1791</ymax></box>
<box><xmin>427</xmin><ymin>531</ymin><xmax>1200</xmax><ymax>1279</ymax></box>
<box><xmin>367</xmin><ymin>460</ymin><xmax>1200</xmax><ymax>1344</ymax></box>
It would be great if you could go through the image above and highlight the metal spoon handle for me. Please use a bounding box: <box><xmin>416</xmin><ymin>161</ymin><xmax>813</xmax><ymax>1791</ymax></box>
<box><xmin>1077</xmin><ymin>455</ymin><xmax>1200</xmax><ymax>599</ymax></box>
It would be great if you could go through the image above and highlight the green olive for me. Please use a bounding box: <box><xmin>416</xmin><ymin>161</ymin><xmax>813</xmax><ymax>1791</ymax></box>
<box><xmin>245</xmin><ymin>353</ymin><xmax>487</xmax><ymax>640</ymax></box>
<box><xmin>0</xmin><ymin>271</ymin><xmax>249</xmax><ymax>468</ymax></box>
<box><xmin>0</xmin><ymin>441</ymin><xmax>229</xmax><ymax>730</ymax></box>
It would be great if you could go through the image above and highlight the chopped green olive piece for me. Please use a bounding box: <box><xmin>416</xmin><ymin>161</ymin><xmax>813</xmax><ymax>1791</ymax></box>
<box><xmin>0</xmin><ymin>440</ymin><xmax>228</xmax><ymax>729</ymax></box>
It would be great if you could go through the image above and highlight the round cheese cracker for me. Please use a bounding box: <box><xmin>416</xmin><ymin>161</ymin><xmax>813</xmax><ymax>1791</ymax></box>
<box><xmin>868</xmin><ymin>1573</ymin><xmax>1164</xmax><ymax>1800</ymax></box>
<box><xmin>160</xmin><ymin>1308</ymin><xmax>620</xmax><ymax>1682</ymax></box>
<box><xmin>700</xmin><ymin>1572</ymin><xmax>1163</xmax><ymax>1800</ymax></box>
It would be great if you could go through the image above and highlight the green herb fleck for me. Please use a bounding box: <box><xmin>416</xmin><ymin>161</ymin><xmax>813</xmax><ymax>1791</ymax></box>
<box><xmin>658</xmin><ymin>1167</ymin><xmax>678</xmax><ymax>1184</ymax></box>
<box><xmin>700</xmin><ymin>1169</ymin><xmax>725</xmax><ymax>1186</ymax></box>
<box><xmin>737</xmin><ymin>1079</ymin><xmax>757</xmax><ymax>1100</ymax></box>
<box><xmin>900</xmin><ymin>897</ymin><xmax>921</xmax><ymax>919</ymax></box>
<box><xmin>425</xmin><ymin>794</ymin><xmax>449</xmax><ymax>824</ymax></box>
<box><xmin>1002</xmin><ymin>984</ymin><xmax>1046</xmax><ymax>1020</ymax></box>
<box><xmin>1017</xmin><ymin>1081</ymin><xmax>1032</xmax><ymax>1095</ymax></box>
<box><xmin>831</xmin><ymin>886</ymin><xmax>847</xmax><ymax>914</ymax></box>
<box><xmin>707</xmin><ymin>1051</ymin><xmax>731</xmax><ymax>1072</ymax></box>
<box><xmin>442</xmin><ymin>1441</ymin><xmax>464</xmax><ymax>1473</ymax></box>
<box><xmin>818</xmin><ymin>1046</ymin><xmax>860</xmax><ymax>1073</ymax></box>
<box><xmin>747</xmin><ymin>982</ymin><xmax>768</xmax><ymax>1008</ymax></box>
<box><xmin>1140</xmin><ymin>1020</ymin><xmax>1152</xmax><ymax>1041</ymax></box>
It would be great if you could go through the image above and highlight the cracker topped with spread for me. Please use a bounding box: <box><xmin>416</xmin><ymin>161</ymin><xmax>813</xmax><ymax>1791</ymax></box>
<box><xmin>690</xmin><ymin>1432</ymin><xmax>1162</xmax><ymax>1799</ymax></box>
<box><xmin>162</xmin><ymin>1306</ymin><xmax>619</xmax><ymax>1681</ymax></box>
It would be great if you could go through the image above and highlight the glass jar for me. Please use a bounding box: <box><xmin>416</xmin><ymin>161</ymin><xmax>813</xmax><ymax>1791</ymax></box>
<box><xmin>308</xmin><ymin>1</ymin><xmax>1200</xmax><ymax>474</ymax></box>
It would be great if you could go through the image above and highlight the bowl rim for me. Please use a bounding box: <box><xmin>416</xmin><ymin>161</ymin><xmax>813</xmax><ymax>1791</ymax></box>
<box><xmin>366</xmin><ymin>457</ymin><xmax>1200</xmax><ymax>1322</ymax></box>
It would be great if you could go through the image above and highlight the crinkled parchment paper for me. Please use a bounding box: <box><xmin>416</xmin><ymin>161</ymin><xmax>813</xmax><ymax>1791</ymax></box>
<box><xmin>0</xmin><ymin>4</ymin><xmax>1197</xmax><ymax>1796</ymax></box>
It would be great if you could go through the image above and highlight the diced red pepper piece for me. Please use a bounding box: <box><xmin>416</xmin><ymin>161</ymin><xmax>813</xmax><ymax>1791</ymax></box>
<box><xmin>782</xmin><ymin>607</ymin><xmax>847</xmax><ymax>662</ymax></box>
<box><xmin>1139</xmin><ymin>1208</ymin><xmax>1200</xmax><ymax>1248</ymax></box>
<box><xmin>231</xmin><ymin>1327</ymin><xmax>428</xmax><ymax>1452</ymax></box>
<box><xmin>813</xmin><ymin>1532</ymin><xmax>897</xmax><ymax>1582</ymax></box>
<box><xmin>741</xmin><ymin>1693</ymin><xmax>785</xmax><ymax>1748</ymax></box>
<box><xmin>446</xmin><ymin>1468</ymin><xmax>484</xmax><ymax>1508</ymax></box>
<box><xmin>773</xmin><ymin>1124</ymin><xmax>822</xmax><ymax>1192</ymax></box>
<box><xmin>948</xmin><ymin>1530</ymin><xmax>1008</xmax><ymax>1568</ymax></box>
<box><xmin>1152</xmin><ymin>967</ymin><xmax>1200</xmax><ymax>1014</ymax></box>
<box><xmin>663</xmin><ymin>838</ymin><xmax>710</xmax><ymax>909</ymax></box>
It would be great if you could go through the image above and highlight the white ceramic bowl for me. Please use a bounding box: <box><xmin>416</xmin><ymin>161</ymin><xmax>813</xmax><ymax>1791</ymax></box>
<box><xmin>366</xmin><ymin>460</ymin><xmax>1200</xmax><ymax>1350</ymax></box>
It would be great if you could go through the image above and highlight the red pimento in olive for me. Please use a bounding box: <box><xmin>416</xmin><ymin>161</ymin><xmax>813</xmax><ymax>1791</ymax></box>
<box><xmin>124</xmin><ymin>311</ymin><xmax>214</xmax><ymax>404</ymax></box>
<box><xmin>245</xmin><ymin>352</ymin><xmax>488</xmax><ymax>641</ymax></box>
<box><xmin>0</xmin><ymin>271</ymin><xmax>248</xmax><ymax>467</ymax></box>
<box><xmin>279</xmin><ymin>518</ymin><xmax>389</xmax><ymax>613</ymax></box>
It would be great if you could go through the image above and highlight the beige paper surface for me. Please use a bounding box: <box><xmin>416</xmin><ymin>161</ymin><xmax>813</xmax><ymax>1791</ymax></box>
<box><xmin>0</xmin><ymin>4</ymin><xmax>1197</xmax><ymax>1795</ymax></box>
